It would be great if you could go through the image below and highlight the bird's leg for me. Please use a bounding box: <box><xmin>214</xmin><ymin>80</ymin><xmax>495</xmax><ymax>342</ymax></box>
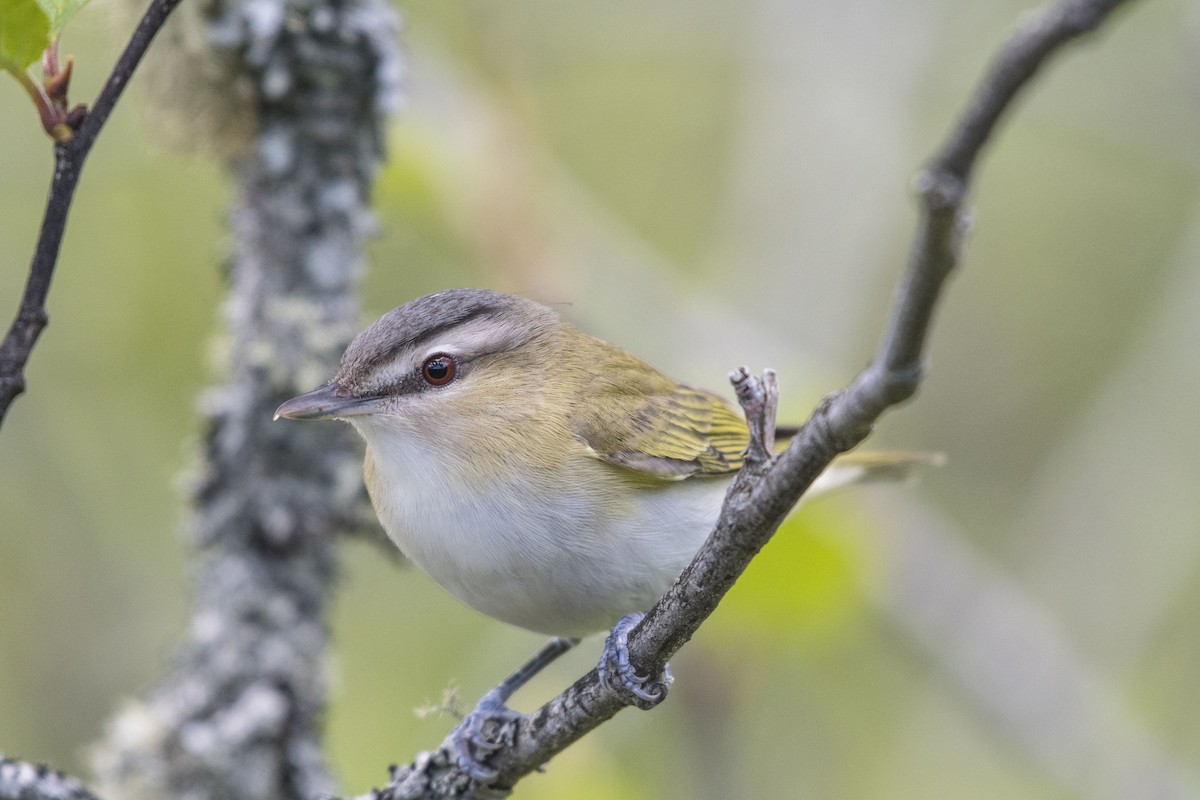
<box><xmin>453</xmin><ymin>636</ymin><xmax>578</xmax><ymax>782</ymax></box>
<box><xmin>597</xmin><ymin>612</ymin><xmax>672</xmax><ymax>710</ymax></box>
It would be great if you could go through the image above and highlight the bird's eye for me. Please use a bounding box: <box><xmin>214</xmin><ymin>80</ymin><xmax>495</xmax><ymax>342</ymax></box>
<box><xmin>421</xmin><ymin>354</ymin><xmax>457</xmax><ymax>386</ymax></box>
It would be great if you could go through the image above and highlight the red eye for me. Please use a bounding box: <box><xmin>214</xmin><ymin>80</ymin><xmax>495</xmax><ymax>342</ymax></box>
<box><xmin>422</xmin><ymin>354</ymin><xmax>457</xmax><ymax>386</ymax></box>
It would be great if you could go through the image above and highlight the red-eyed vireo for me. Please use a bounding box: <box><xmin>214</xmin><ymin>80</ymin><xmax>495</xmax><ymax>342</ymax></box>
<box><xmin>276</xmin><ymin>288</ymin><xmax>930</xmax><ymax>780</ymax></box>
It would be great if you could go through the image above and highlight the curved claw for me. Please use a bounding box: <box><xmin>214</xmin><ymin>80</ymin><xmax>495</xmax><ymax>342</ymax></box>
<box><xmin>597</xmin><ymin>612</ymin><xmax>672</xmax><ymax>710</ymax></box>
<box><xmin>448</xmin><ymin>637</ymin><xmax>577</xmax><ymax>783</ymax></box>
<box><xmin>451</xmin><ymin>688</ymin><xmax>521</xmax><ymax>783</ymax></box>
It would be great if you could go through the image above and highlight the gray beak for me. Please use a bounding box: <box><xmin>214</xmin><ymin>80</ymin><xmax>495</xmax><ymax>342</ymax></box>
<box><xmin>274</xmin><ymin>383</ymin><xmax>384</xmax><ymax>421</ymax></box>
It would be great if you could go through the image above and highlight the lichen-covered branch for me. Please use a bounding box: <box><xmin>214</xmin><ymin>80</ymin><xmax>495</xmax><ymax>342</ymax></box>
<box><xmin>0</xmin><ymin>756</ymin><xmax>101</xmax><ymax>800</ymax></box>
<box><xmin>353</xmin><ymin>0</ymin><xmax>1141</xmax><ymax>796</ymax></box>
<box><xmin>89</xmin><ymin>0</ymin><xmax>400</xmax><ymax>798</ymax></box>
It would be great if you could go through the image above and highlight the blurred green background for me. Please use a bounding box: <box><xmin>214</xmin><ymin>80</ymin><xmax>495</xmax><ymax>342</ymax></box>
<box><xmin>3</xmin><ymin>0</ymin><xmax>1200</xmax><ymax>797</ymax></box>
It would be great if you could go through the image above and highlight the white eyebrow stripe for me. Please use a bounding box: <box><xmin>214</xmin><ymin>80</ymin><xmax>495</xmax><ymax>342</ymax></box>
<box><xmin>355</xmin><ymin>315</ymin><xmax>537</xmax><ymax>391</ymax></box>
<box><xmin>418</xmin><ymin>316</ymin><xmax>531</xmax><ymax>363</ymax></box>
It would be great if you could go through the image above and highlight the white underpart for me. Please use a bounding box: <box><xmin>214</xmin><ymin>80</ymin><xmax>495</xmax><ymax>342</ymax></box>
<box><xmin>355</xmin><ymin>415</ymin><xmax>853</xmax><ymax>638</ymax></box>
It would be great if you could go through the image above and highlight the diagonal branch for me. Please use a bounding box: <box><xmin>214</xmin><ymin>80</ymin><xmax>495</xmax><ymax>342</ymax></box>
<box><xmin>359</xmin><ymin>0</ymin><xmax>1140</xmax><ymax>797</ymax></box>
<box><xmin>0</xmin><ymin>0</ymin><xmax>185</xmax><ymax>429</ymax></box>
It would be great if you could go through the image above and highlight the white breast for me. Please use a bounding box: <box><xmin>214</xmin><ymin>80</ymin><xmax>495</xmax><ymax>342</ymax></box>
<box><xmin>359</xmin><ymin>423</ymin><xmax>729</xmax><ymax>638</ymax></box>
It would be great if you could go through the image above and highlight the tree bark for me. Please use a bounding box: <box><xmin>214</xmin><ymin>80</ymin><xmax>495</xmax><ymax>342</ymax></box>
<box><xmin>90</xmin><ymin>0</ymin><xmax>401</xmax><ymax>797</ymax></box>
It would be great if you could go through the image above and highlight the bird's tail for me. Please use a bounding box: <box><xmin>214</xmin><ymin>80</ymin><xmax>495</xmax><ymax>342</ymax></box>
<box><xmin>807</xmin><ymin>450</ymin><xmax>945</xmax><ymax>498</ymax></box>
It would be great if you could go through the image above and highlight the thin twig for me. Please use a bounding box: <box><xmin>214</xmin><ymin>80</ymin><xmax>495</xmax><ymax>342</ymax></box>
<box><xmin>0</xmin><ymin>0</ymin><xmax>186</xmax><ymax>428</ymax></box>
<box><xmin>361</xmin><ymin>0</ymin><xmax>1140</xmax><ymax>796</ymax></box>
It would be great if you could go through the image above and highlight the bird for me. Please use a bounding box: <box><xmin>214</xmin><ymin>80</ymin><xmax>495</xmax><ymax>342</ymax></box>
<box><xmin>275</xmin><ymin>288</ymin><xmax>931</xmax><ymax>780</ymax></box>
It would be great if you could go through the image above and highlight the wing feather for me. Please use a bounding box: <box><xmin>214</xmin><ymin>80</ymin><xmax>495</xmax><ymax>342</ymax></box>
<box><xmin>570</xmin><ymin>340</ymin><xmax>749</xmax><ymax>481</ymax></box>
<box><xmin>566</xmin><ymin>337</ymin><xmax>942</xmax><ymax>488</ymax></box>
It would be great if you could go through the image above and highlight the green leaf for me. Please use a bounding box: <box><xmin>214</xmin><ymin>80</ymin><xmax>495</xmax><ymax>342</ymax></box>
<box><xmin>0</xmin><ymin>0</ymin><xmax>51</xmax><ymax>72</ymax></box>
<box><xmin>35</xmin><ymin>0</ymin><xmax>88</xmax><ymax>36</ymax></box>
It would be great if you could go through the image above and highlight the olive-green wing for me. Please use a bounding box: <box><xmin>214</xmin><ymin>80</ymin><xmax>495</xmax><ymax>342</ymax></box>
<box><xmin>571</xmin><ymin>342</ymin><xmax>749</xmax><ymax>481</ymax></box>
<box><xmin>567</xmin><ymin>340</ymin><xmax>944</xmax><ymax>487</ymax></box>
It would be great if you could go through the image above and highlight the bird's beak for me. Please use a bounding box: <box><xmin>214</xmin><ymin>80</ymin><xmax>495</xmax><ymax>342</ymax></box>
<box><xmin>274</xmin><ymin>383</ymin><xmax>384</xmax><ymax>421</ymax></box>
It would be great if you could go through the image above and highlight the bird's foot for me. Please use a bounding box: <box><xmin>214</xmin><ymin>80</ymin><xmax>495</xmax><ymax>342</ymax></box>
<box><xmin>451</xmin><ymin>688</ymin><xmax>521</xmax><ymax>783</ymax></box>
<box><xmin>449</xmin><ymin>636</ymin><xmax>577</xmax><ymax>783</ymax></box>
<box><xmin>597</xmin><ymin>612</ymin><xmax>672</xmax><ymax>710</ymax></box>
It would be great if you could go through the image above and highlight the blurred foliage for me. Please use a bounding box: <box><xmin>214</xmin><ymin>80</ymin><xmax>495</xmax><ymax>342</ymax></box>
<box><xmin>2</xmin><ymin>0</ymin><xmax>1200</xmax><ymax>798</ymax></box>
<box><xmin>0</xmin><ymin>0</ymin><xmax>51</xmax><ymax>71</ymax></box>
